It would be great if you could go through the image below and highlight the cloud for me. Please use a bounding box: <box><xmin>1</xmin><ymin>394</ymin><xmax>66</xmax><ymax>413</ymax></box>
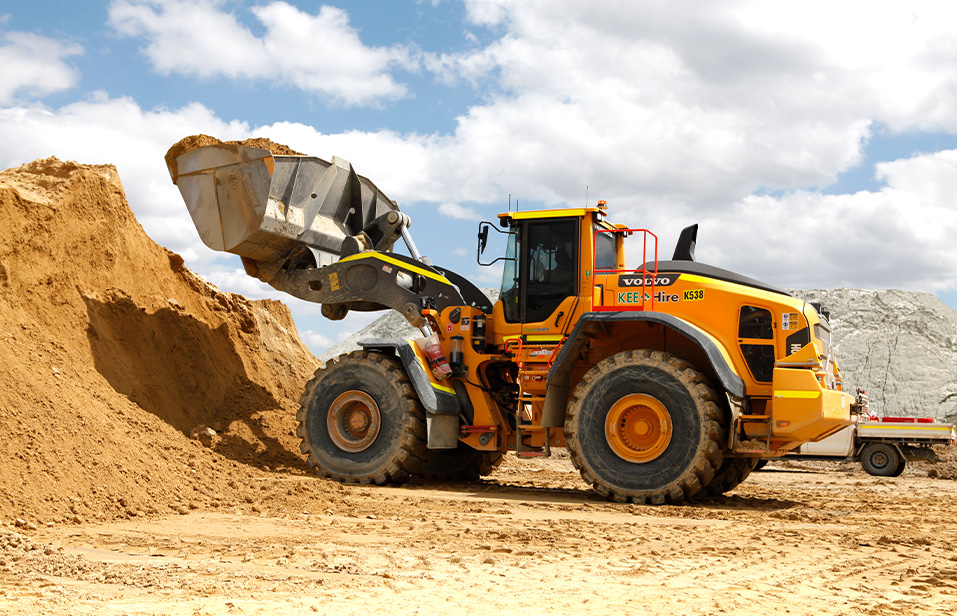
<box><xmin>438</xmin><ymin>201</ymin><xmax>481</xmax><ymax>221</ymax></box>
<box><xmin>0</xmin><ymin>30</ymin><xmax>83</xmax><ymax>104</ymax></box>
<box><xmin>107</xmin><ymin>0</ymin><xmax>416</xmax><ymax>106</ymax></box>
<box><xmin>201</xmin><ymin>268</ymin><xmax>289</xmax><ymax>301</ymax></box>
<box><xmin>658</xmin><ymin>149</ymin><xmax>957</xmax><ymax>293</ymax></box>
<box><xmin>424</xmin><ymin>1</ymin><xmax>957</xmax><ymax>210</ymax></box>
<box><xmin>301</xmin><ymin>329</ymin><xmax>334</xmax><ymax>351</ymax></box>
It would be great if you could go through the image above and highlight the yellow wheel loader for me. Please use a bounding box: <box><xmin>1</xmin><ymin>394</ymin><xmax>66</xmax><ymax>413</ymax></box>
<box><xmin>167</xmin><ymin>140</ymin><xmax>857</xmax><ymax>504</ymax></box>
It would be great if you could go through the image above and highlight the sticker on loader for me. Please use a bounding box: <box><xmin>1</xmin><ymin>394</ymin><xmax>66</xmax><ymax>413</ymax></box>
<box><xmin>782</xmin><ymin>312</ymin><xmax>800</xmax><ymax>330</ymax></box>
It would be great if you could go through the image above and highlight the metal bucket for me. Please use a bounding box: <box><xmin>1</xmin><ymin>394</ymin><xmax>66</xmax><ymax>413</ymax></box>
<box><xmin>167</xmin><ymin>143</ymin><xmax>398</xmax><ymax>267</ymax></box>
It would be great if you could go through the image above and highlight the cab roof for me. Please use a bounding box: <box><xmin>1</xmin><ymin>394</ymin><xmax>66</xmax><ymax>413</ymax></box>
<box><xmin>497</xmin><ymin>206</ymin><xmax>604</xmax><ymax>222</ymax></box>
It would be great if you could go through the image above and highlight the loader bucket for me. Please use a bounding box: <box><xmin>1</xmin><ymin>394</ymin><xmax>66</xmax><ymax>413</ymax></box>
<box><xmin>166</xmin><ymin>143</ymin><xmax>399</xmax><ymax>267</ymax></box>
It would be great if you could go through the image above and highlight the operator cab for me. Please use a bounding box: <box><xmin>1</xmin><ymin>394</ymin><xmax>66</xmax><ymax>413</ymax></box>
<box><xmin>479</xmin><ymin>207</ymin><xmax>610</xmax><ymax>336</ymax></box>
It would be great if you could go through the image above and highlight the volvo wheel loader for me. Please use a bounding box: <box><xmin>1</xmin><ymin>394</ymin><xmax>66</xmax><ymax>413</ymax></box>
<box><xmin>166</xmin><ymin>139</ymin><xmax>859</xmax><ymax>504</ymax></box>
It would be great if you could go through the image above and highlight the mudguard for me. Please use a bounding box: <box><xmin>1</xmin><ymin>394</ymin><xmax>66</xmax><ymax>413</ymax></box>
<box><xmin>542</xmin><ymin>311</ymin><xmax>745</xmax><ymax>428</ymax></box>
<box><xmin>358</xmin><ymin>338</ymin><xmax>461</xmax><ymax>416</ymax></box>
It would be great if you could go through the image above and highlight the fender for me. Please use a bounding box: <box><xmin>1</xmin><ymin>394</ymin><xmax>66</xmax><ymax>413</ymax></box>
<box><xmin>541</xmin><ymin>312</ymin><xmax>746</xmax><ymax>428</ymax></box>
<box><xmin>358</xmin><ymin>338</ymin><xmax>461</xmax><ymax>416</ymax></box>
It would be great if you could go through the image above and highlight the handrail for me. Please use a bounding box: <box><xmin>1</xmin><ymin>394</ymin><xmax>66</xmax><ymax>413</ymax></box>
<box><xmin>592</xmin><ymin>227</ymin><xmax>658</xmax><ymax>312</ymax></box>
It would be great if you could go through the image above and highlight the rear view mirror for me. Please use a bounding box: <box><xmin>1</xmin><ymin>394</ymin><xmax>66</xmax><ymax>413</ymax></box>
<box><xmin>476</xmin><ymin>221</ymin><xmax>514</xmax><ymax>266</ymax></box>
<box><xmin>478</xmin><ymin>223</ymin><xmax>490</xmax><ymax>255</ymax></box>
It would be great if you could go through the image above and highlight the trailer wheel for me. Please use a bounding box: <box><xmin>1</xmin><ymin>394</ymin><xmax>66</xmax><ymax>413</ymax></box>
<box><xmin>702</xmin><ymin>458</ymin><xmax>758</xmax><ymax>496</ymax></box>
<box><xmin>860</xmin><ymin>443</ymin><xmax>901</xmax><ymax>477</ymax></box>
<box><xmin>417</xmin><ymin>446</ymin><xmax>504</xmax><ymax>481</ymax></box>
<box><xmin>565</xmin><ymin>350</ymin><xmax>725</xmax><ymax>505</ymax></box>
<box><xmin>296</xmin><ymin>351</ymin><xmax>427</xmax><ymax>484</ymax></box>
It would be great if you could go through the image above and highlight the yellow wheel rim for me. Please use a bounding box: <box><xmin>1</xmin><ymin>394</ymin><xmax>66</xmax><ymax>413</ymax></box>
<box><xmin>605</xmin><ymin>393</ymin><xmax>673</xmax><ymax>463</ymax></box>
<box><xmin>327</xmin><ymin>391</ymin><xmax>381</xmax><ymax>453</ymax></box>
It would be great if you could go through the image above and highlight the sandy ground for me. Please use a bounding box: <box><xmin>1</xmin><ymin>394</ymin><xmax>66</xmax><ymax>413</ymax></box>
<box><xmin>2</xmin><ymin>455</ymin><xmax>956</xmax><ymax>616</ymax></box>
<box><xmin>3</xmin><ymin>148</ymin><xmax>956</xmax><ymax>616</ymax></box>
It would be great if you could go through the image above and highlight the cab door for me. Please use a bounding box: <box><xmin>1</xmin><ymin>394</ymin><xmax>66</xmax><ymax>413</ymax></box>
<box><xmin>737</xmin><ymin>304</ymin><xmax>776</xmax><ymax>387</ymax></box>
<box><xmin>500</xmin><ymin>217</ymin><xmax>579</xmax><ymax>335</ymax></box>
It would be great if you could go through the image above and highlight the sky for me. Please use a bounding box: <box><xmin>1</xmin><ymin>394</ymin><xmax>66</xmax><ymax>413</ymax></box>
<box><xmin>3</xmin><ymin>0</ymin><xmax>957</xmax><ymax>355</ymax></box>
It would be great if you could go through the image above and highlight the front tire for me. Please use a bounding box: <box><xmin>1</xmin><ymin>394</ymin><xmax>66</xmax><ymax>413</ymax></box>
<box><xmin>296</xmin><ymin>351</ymin><xmax>427</xmax><ymax>484</ymax></box>
<box><xmin>860</xmin><ymin>443</ymin><xmax>901</xmax><ymax>477</ymax></box>
<box><xmin>565</xmin><ymin>350</ymin><xmax>726</xmax><ymax>505</ymax></box>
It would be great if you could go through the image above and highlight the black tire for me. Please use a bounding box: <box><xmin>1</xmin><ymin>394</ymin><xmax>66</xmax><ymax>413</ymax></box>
<box><xmin>890</xmin><ymin>458</ymin><xmax>906</xmax><ymax>477</ymax></box>
<box><xmin>702</xmin><ymin>458</ymin><xmax>757</xmax><ymax>496</ymax></box>
<box><xmin>296</xmin><ymin>351</ymin><xmax>427</xmax><ymax>484</ymax></box>
<box><xmin>417</xmin><ymin>446</ymin><xmax>504</xmax><ymax>480</ymax></box>
<box><xmin>753</xmin><ymin>459</ymin><xmax>768</xmax><ymax>471</ymax></box>
<box><xmin>860</xmin><ymin>443</ymin><xmax>901</xmax><ymax>477</ymax></box>
<box><xmin>565</xmin><ymin>350</ymin><xmax>726</xmax><ymax>505</ymax></box>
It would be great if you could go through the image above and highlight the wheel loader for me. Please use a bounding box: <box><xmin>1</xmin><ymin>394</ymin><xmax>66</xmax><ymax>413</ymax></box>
<box><xmin>166</xmin><ymin>140</ymin><xmax>858</xmax><ymax>504</ymax></box>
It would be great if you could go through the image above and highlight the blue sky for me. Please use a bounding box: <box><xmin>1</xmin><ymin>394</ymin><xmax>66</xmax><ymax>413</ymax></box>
<box><xmin>3</xmin><ymin>1</ymin><xmax>957</xmax><ymax>354</ymax></box>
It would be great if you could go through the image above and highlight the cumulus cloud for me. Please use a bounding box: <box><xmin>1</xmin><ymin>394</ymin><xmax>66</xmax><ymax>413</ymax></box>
<box><xmin>642</xmin><ymin>149</ymin><xmax>957</xmax><ymax>294</ymax></box>
<box><xmin>438</xmin><ymin>201</ymin><xmax>481</xmax><ymax>220</ymax></box>
<box><xmin>0</xmin><ymin>30</ymin><xmax>82</xmax><ymax>104</ymax></box>
<box><xmin>301</xmin><ymin>329</ymin><xmax>334</xmax><ymax>351</ymax></box>
<box><xmin>107</xmin><ymin>0</ymin><xmax>416</xmax><ymax>106</ymax></box>
<box><xmin>421</xmin><ymin>1</ymin><xmax>957</xmax><ymax>210</ymax></box>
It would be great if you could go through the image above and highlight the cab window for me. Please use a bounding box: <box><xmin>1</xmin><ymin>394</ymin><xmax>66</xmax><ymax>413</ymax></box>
<box><xmin>500</xmin><ymin>229</ymin><xmax>521</xmax><ymax>323</ymax></box>
<box><xmin>594</xmin><ymin>226</ymin><xmax>616</xmax><ymax>271</ymax></box>
<box><xmin>524</xmin><ymin>219</ymin><xmax>577</xmax><ymax>323</ymax></box>
<box><xmin>739</xmin><ymin>306</ymin><xmax>773</xmax><ymax>339</ymax></box>
<box><xmin>739</xmin><ymin>305</ymin><xmax>775</xmax><ymax>383</ymax></box>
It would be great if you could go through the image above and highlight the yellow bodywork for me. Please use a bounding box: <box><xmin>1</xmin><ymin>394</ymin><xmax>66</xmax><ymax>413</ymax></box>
<box><xmin>457</xmin><ymin>207</ymin><xmax>853</xmax><ymax>456</ymax></box>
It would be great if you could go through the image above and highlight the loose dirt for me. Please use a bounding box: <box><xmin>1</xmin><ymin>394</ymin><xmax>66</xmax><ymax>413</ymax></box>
<box><xmin>164</xmin><ymin>135</ymin><xmax>303</xmax><ymax>179</ymax></box>
<box><xmin>3</xmin><ymin>456</ymin><xmax>957</xmax><ymax>616</ymax></box>
<box><xmin>1</xmin><ymin>155</ymin><xmax>956</xmax><ymax>615</ymax></box>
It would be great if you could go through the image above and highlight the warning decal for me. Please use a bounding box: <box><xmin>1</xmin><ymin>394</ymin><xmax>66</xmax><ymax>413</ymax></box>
<box><xmin>782</xmin><ymin>312</ymin><xmax>800</xmax><ymax>330</ymax></box>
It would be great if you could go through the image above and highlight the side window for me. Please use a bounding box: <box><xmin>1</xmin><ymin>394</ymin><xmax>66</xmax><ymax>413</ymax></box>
<box><xmin>739</xmin><ymin>305</ymin><xmax>774</xmax><ymax>383</ymax></box>
<box><xmin>594</xmin><ymin>227</ymin><xmax>616</xmax><ymax>270</ymax></box>
<box><xmin>524</xmin><ymin>219</ymin><xmax>577</xmax><ymax>323</ymax></box>
<box><xmin>739</xmin><ymin>306</ymin><xmax>773</xmax><ymax>339</ymax></box>
<box><xmin>500</xmin><ymin>229</ymin><xmax>521</xmax><ymax>323</ymax></box>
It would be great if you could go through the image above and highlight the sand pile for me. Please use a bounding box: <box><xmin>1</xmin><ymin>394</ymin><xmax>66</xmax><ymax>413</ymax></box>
<box><xmin>0</xmin><ymin>156</ymin><xmax>321</xmax><ymax>524</ymax></box>
<box><xmin>164</xmin><ymin>134</ymin><xmax>303</xmax><ymax>178</ymax></box>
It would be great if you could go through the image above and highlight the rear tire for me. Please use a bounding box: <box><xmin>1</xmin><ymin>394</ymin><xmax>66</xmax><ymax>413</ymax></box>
<box><xmin>565</xmin><ymin>350</ymin><xmax>726</xmax><ymax>505</ymax></box>
<box><xmin>860</xmin><ymin>443</ymin><xmax>901</xmax><ymax>477</ymax></box>
<box><xmin>296</xmin><ymin>351</ymin><xmax>427</xmax><ymax>484</ymax></box>
<box><xmin>702</xmin><ymin>458</ymin><xmax>757</xmax><ymax>496</ymax></box>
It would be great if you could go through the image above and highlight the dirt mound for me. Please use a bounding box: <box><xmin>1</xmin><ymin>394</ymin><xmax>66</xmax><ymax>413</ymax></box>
<box><xmin>164</xmin><ymin>135</ymin><xmax>304</xmax><ymax>178</ymax></box>
<box><xmin>0</xmin><ymin>157</ymin><xmax>321</xmax><ymax>525</ymax></box>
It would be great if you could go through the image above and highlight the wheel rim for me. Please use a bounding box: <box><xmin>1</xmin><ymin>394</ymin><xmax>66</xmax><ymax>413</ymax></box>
<box><xmin>870</xmin><ymin>450</ymin><xmax>889</xmax><ymax>469</ymax></box>
<box><xmin>605</xmin><ymin>393</ymin><xmax>673</xmax><ymax>463</ymax></box>
<box><xmin>327</xmin><ymin>391</ymin><xmax>381</xmax><ymax>452</ymax></box>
